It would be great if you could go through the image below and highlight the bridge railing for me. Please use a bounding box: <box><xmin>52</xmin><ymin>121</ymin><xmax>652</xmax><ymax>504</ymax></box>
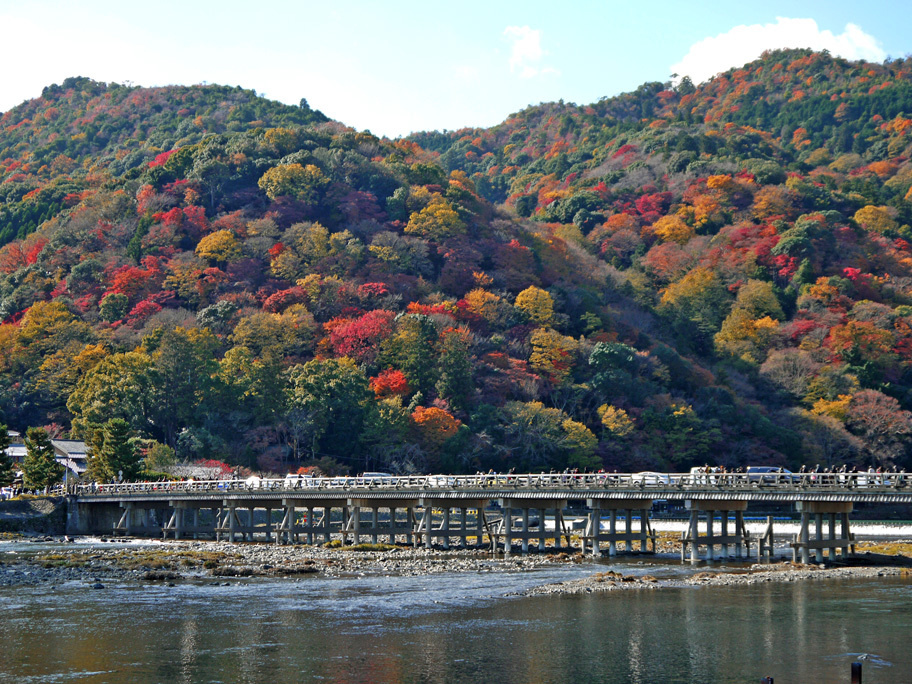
<box><xmin>71</xmin><ymin>471</ymin><xmax>910</xmax><ymax>497</ymax></box>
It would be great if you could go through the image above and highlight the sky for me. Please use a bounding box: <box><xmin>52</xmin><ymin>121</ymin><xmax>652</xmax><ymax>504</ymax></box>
<box><xmin>0</xmin><ymin>1</ymin><xmax>908</xmax><ymax>138</ymax></box>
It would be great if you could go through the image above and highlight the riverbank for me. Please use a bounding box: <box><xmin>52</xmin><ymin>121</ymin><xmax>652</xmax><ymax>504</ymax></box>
<box><xmin>0</xmin><ymin>497</ymin><xmax>66</xmax><ymax>535</ymax></box>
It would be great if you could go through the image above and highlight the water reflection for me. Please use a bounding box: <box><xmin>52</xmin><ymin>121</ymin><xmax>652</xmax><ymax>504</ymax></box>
<box><xmin>1</xmin><ymin>568</ymin><xmax>911</xmax><ymax>684</ymax></box>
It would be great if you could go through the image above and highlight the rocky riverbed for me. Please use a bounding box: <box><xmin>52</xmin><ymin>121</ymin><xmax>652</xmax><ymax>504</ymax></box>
<box><xmin>524</xmin><ymin>560</ymin><xmax>912</xmax><ymax>596</ymax></box>
<box><xmin>2</xmin><ymin>534</ymin><xmax>912</xmax><ymax>592</ymax></box>
<box><xmin>0</xmin><ymin>536</ymin><xmax>582</xmax><ymax>588</ymax></box>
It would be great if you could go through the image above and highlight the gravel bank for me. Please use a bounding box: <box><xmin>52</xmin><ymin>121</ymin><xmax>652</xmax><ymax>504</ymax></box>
<box><xmin>2</xmin><ymin>536</ymin><xmax>911</xmax><ymax>592</ymax></box>
<box><xmin>0</xmin><ymin>537</ymin><xmax>581</xmax><ymax>588</ymax></box>
<box><xmin>524</xmin><ymin>561</ymin><xmax>912</xmax><ymax>596</ymax></box>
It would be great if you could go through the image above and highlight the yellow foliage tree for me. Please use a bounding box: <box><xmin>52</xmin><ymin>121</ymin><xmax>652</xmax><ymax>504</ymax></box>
<box><xmin>514</xmin><ymin>286</ymin><xmax>554</xmax><ymax>326</ymax></box>
<box><xmin>853</xmin><ymin>205</ymin><xmax>898</xmax><ymax>234</ymax></box>
<box><xmin>195</xmin><ymin>229</ymin><xmax>242</xmax><ymax>264</ymax></box>
<box><xmin>706</xmin><ymin>174</ymin><xmax>735</xmax><ymax>192</ymax></box>
<box><xmin>811</xmin><ymin>394</ymin><xmax>852</xmax><ymax>421</ymax></box>
<box><xmin>263</xmin><ymin>127</ymin><xmax>299</xmax><ymax>155</ymax></box>
<box><xmin>714</xmin><ymin>311</ymin><xmax>779</xmax><ymax>363</ymax></box>
<box><xmin>405</xmin><ymin>197</ymin><xmax>466</xmax><ymax>239</ymax></box>
<box><xmin>653</xmin><ymin>215</ymin><xmax>695</xmax><ymax>245</ymax></box>
<box><xmin>752</xmin><ymin>185</ymin><xmax>794</xmax><ymax>219</ymax></box>
<box><xmin>463</xmin><ymin>288</ymin><xmax>512</xmax><ymax>328</ymax></box>
<box><xmin>258</xmin><ymin>163</ymin><xmax>329</xmax><ymax>202</ymax></box>
<box><xmin>529</xmin><ymin>327</ymin><xmax>578</xmax><ymax>384</ymax></box>
<box><xmin>597</xmin><ymin>404</ymin><xmax>635</xmax><ymax>437</ymax></box>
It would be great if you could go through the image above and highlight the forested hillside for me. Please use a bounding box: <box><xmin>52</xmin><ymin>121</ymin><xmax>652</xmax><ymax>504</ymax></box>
<box><xmin>3</xmin><ymin>49</ymin><xmax>912</xmax><ymax>477</ymax></box>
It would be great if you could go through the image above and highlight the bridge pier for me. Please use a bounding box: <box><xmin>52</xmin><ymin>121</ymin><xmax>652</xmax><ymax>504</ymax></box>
<box><xmin>496</xmin><ymin>497</ymin><xmax>567</xmax><ymax>556</ymax></box>
<box><xmin>793</xmin><ymin>501</ymin><xmax>854</xmax><ymax>564</ymax></box>
<box><xmin>584</xmin><ymin>499</ymin><xmax>655</xmax><ymax>557</ymax></box>
<box><xmin>681</xmin><ymin>500</ymin><xmax>749</xmax><ymax>563</ymax></box>
<box><xmin>418</xmin><ymin>498</ymin><xmax>490</xmax><ymax>549</ymax></box>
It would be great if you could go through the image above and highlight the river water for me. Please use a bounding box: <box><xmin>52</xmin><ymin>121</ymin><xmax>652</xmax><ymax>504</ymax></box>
<box><xmin>2</xmin><ymin>554</ymin><xmax>910</xmax><ymax>684</ymax></box>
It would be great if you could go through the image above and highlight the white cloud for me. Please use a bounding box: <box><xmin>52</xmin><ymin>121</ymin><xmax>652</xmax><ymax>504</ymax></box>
<box><xmin>671</xmin><ymin>17</ymin><xmax>886</xmax><ymax>85</ymax></box>
<box><xmin>503</xmin><ymin>25</ymin><xmax>558</xmax><ymax>79</ymax></box>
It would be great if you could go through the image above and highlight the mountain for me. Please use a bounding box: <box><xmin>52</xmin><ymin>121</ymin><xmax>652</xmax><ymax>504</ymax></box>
<box><xmin>1</xmin><ymin>50</ymin><xmax>912</xmax><ymax>478</ymax></box>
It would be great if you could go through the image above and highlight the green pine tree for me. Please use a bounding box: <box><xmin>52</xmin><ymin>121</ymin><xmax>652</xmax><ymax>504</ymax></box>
<box><xmin>99</xmin><ymin>418</ymin><xmax>143</xmax><ymax>482</ymax></box>
<box><xmin>0</xmin><ymin>423</ymin><xmax>14</xmax><ymax>488</ymax></box>
<box><xmin>22</xmin><ymin>428</ymin><xmax>64</xmax><ymax>491</ymax></box>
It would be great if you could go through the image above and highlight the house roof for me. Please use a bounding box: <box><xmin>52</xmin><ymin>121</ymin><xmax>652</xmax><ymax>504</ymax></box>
<box><xmin>6</xmin><ymin>444</ymin><xmax>26</xmax><ymax>462</ymax></box>
<box><xmin>51</xmin><ymin>440</ymin><xmax>88</xmax><ymax>459</ymax></box>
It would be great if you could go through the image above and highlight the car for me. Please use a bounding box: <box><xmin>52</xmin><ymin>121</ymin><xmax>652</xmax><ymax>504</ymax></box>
<box><xmin>747</xmin><ymin>466</ymin><xmax>800</xmax><ymax>484</ymax></box>
<box><xmin>357</xmin><ymin>472</ymin><xmax>394</xmax><ymax>485</ymax></box>
<box><xmin>629</xmin><ymin>471</ymin><xmax>671</xmax><ymax>486</ymax></box>
<box><xmin>283</xmin><ymin>473</ymin><xmax>315</xmax><ymax>488</ymax></box>
<box><xmin>687</xmin><ymin>466</ymin><xmax>724</xmax><ymax>485</ymax></box>
<box><xmin>425</xmin><ymin>475</ymin><xmax>455</xmax><ymax>487</ymax></box>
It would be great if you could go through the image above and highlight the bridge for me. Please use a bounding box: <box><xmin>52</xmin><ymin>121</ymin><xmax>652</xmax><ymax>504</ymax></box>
<box><xmin>67</xmin><ymin>472</ymin><xmax>912</xmax><ymax>564</ymax></box>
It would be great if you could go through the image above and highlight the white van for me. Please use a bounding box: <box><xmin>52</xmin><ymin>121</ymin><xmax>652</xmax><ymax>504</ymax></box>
<box><xmin>688</xmin><ymin>466</ymin><xmax>723</xmax><ymax>485</ymax></box>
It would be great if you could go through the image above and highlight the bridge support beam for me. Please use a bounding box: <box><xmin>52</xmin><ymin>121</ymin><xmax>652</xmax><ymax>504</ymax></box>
<box><xmin>681</xmin><ymin>500</ymin><xmax>749</xmax><ymax>563</ymax></box>
<box><xmin>584</xmin><ymin>499</ymin><xmax>655</xmax><ymax>557</ymax></box>
<box><xmin>793</xmin><ymin>501</ymin><xmax>854</xmax><ymax>564</ymax></box>
<box><xmin>495</xmin><ymin>497</ymin><xmax>567</xmax><ymax>556</ymax></box>
<box><xmin>418</xmin><ymin>498</ymin><xmax>490</xmax><ymax>550</ymax></box>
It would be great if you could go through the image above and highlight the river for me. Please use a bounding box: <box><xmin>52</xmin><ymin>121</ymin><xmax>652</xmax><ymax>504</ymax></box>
<box><xmin>1</xmin><ymin>551</ymin><xmax>910</xmax><ymax>683</ymax></box>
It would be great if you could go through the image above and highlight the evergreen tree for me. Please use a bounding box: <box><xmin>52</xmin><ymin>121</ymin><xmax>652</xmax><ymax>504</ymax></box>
<box><xmin>0</xmin><ymin>423</ymin><xmax>14</xmax><ymax>488</ymax></box>
<box><xmin>435</xmin><ymin>329</ymin><xmax>474</xmax><ymax>412</ymax></box>
<box><xmin>99</xmin><ymin>418</ymin><xmax>143</xmax><ymax>482</ymax></box>
<box><xmin>22</xmin><ymin>427</ymin><xmax>64</xmax><ymax>491</ymax></box>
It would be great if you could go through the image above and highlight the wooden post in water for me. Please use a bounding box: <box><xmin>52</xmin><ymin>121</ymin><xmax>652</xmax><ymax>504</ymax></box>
<box><xmin>798</xmin><ymin>511</ymin><xmax>810</xmax><ymax>563</ymax></box>
<box><xmin>538</xmin><ymin>507</ymin><xmax>546</xmax><ymax>551</ymax></box>
<box><xmin>503</xmin><ymin>506</ymin><xmax>512</xmax><ymax>557</ymax></box>
<box><xmin>736</xmin><ymin>510</ymin><xmax>746</xmax><ymax>558</ymax></box>
<box><xmin>721</xmin><ymin>510</ymin><xmax>729</xmax><ymax>558</ymax></box>
<box><xmin>851</xmin><ymin>661</ymin><xmax>862</xmax><ymax>683</ymax></box>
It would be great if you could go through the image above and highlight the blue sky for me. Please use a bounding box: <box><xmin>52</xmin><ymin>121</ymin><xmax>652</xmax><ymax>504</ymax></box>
<box><xmin>0</xmin><ymin>1</ymin><xmax>907</xmax><ymax>138</ymax></box>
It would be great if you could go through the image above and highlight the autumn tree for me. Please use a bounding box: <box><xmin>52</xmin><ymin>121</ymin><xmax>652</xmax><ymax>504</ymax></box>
<box><xmin>327</xmin><ymin>310</ymin><xmax>396</xmax><ymax>365</ymax></box>
<box><xmin>714</xmin><ymin>282</ymin><xmax>783</xmax><ymax>363</ymax></box>
<box><xmin>597</xmin><ymin>404</ymin><xmax>635</xmax><ymax>437</ymax></box>
<box><xmin>462</xmin><ymin>288</ymin><xmax>514</xmax><ymax>330</ymax></box>
<box><xmin>258</xmin><ymin>163</ymin><xmax>329</xmax><ymax>202</ymax></box>
<box><xmin>529</xmin><ymin>328</ymin><xmax>579</xmax><ymax>385</ymax></box>
<box><xmin>370</xmin><ymin>369</ymin><xmax>410</xmax><ymax>398</ymax></box>
<box><xmin>652</xmin><ymin>215</ymin><xmax>694</xmax><ymax>245</ymax></box>
<box><xmin>846</xmin><ymin>390</ymin><xmax>912</xmax><ymax>467</ymax></box>
<box><xmin>195</xmin><ymin>229</ymin><xmax>243</xmax><ymax>265</ymax></box>
<box><xmin>411</xmin><ymin>406</ymin><xmax>462</xmax><ymax>450</ymax></box>
<box><xmin>514</xmin><ymin>286</ymin><xmax>555</xmax><ymax>326</ymax></box>
<box><xmin>405</xmin><ymin>196</ymin><xmax>466</xmax><ymax>240</ymax></box>
<box><xmin>853</xmin><ymin>205</ymin><xmax>897</xmax><ymax>234</ymax></box>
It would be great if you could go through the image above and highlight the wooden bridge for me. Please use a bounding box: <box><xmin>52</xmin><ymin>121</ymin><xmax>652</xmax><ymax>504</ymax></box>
<box><xmin>67</xmin><ymin>472</ymin><xmax>912</xmax><ymax>564</ymax></box>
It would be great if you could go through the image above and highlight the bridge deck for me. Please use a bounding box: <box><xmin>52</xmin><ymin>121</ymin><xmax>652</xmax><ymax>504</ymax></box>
<box><xmin>71</xmin><ymin>472</ymin><xmax>912</xmax><ymax>505</ymax></box>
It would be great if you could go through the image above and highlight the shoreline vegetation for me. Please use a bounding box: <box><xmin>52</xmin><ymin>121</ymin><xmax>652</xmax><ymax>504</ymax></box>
<box><xmin>2</xmin><ymin>531</ymin><xmax>911</xmax><ymax>593</ymax></box>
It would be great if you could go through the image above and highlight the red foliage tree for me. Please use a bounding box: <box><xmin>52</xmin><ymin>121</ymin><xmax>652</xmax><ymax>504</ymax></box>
<box><xmin>370</xmin><ymin>369</ymin><xmax>410</xmax><ymax>398</ymax></box>
<box><xmin>327</xmin><ymin>309</ymin><xmax>396</xmax><ymax>364</ymax></box>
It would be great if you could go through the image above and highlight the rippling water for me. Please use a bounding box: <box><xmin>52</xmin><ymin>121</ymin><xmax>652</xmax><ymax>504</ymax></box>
<box><xmin>2</xmin><ymin>553</ymin><xmax>910</xmax><ymax>684</ymax></box>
